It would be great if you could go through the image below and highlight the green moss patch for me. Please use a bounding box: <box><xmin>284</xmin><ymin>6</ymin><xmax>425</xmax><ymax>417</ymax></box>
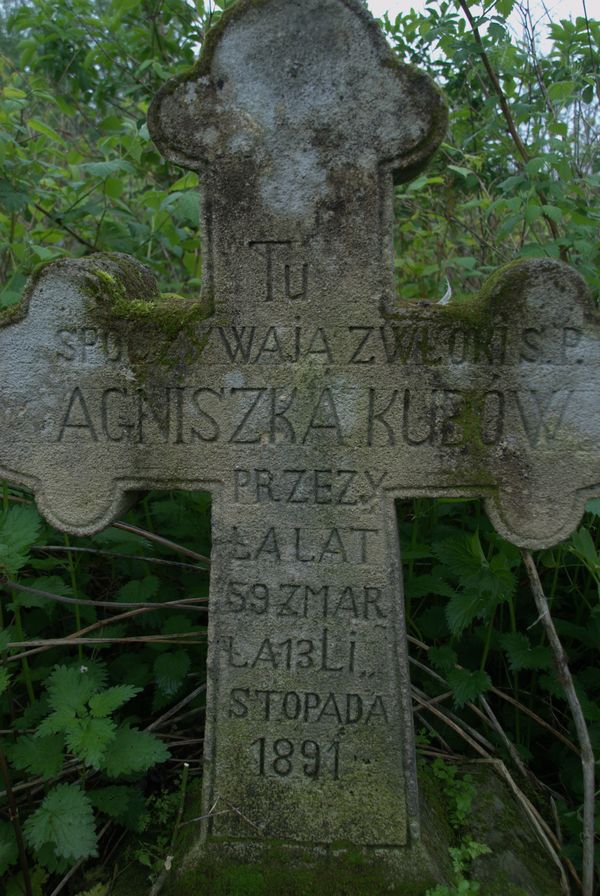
<box><xmin>168</xmin><ymin>845</ymin><xmax>427</xmax><ymax>896</ymax></box>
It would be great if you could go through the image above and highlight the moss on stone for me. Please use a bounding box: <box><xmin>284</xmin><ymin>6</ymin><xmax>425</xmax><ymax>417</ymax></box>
<box><xmin>108</xmin><ymin>760</ymin><xmax>564</xmax><ymax>896</ymax></box>
<box><xmin>167</xmin><ymin>845</ymin><xmax>432</xmax><ymax>896</ymax></box>
<box><xmin>82</xmin><ymin>252</ymin><xmax>212</xmax><ymax>334</ymax></box>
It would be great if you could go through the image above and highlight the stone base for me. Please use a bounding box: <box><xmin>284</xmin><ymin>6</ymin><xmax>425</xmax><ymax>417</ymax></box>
<box><xmin>112</xmin><ymin>762</ymin><xmax>566</xmax><ymax>896</ymax></box>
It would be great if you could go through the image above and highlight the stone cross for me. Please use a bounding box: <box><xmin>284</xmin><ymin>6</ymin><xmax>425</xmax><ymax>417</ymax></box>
<box><xmin>1</xmin><ymin>0</ymin><xmax>598</xmax><ymax>875</ymax></box>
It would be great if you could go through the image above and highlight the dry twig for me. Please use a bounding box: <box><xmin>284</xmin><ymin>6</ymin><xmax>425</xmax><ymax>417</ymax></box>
<box><xmin>522</xmin><ymin>549</ymin><xmax>595</xmax><ymax>896</ymax></box>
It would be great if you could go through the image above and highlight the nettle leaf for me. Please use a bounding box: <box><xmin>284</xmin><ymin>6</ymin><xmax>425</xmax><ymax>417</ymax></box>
<box><xmin>24</xmin><ymin>784</ymin><xmax>97</xmax><ymax>862</ymax></box>
<box><xmin>474</xmin><ymin>555</ymin><xmax>516</xmax><ymax>602</ymax></box>
<box><xmin>7</xmin><ymin>734</ymin><xmax>64</xmax><ymax>780</ymax></box>
<box><xmin>0</xmin><ymin>666</ymin><xmax>11</xmax><ymax>696</ymax></box>
<box><xmin>436</xmin><ymin>532</ymin><xmax>516</xmax><ymax>605</ymax></box>
<box><xmin>36</xmin><ymin>705</ymin><xmax>77</xmax><ymax>737</ymax></box>
<box><xmin>75</xmin><ymin>886</ymin><xmax>110</xmax><ymax>896</ymax></box>
<box><xmin>89</xmin><ymin>684</ymin><xmax>141</xmax><ymax>717</ymax></box>
<box><xmin>89</xmin><ymin>785</ymin><xmax>146</xmax><ymax>830</ymax></box>
<box><xmin>446</xmin><ymin>589</ymin><xmax>490</xmax><ymax>636</ymax></box>
<box><xmin>102</xmin><ymin>725</ymin><xmax>170</xmax><ymax>778</ymax></box>
<box><xmin>65</xmin><ymin>717</ymin><xmax>117</xmax><ymax>768</ymax></box>
<box><xmin>116</xmin><ymin>575</ymin><xmax>160</xmax><ymax>604</ymax></box>
<box><xmin>501</xmin><ymin>633</ymin><xmax>553</xmax><ymax>672</ymax></box>
<box><xmin>0</xmin><ymin>820</ymin><xmax>18</xmax><ymax>876</ymax></box>
<box><xmin>434</xmin><ymin>533</ymin><xmax>485</xmax><ymax>580</ymax></box>
<box><xmin>0</xmin><ymin>505</ymin><xmax>42</xmax><ymax>575</ymax></box>
<box><xmin>429</xmin><ymin>645</ymin><xmax>458</xmax><ymax>673</ymax></box>
<box><xmin>154</xmin><ymin>650</ymin><xmax>191</xmax><ymax>697</ymax></box>
<box><xmin>0</xmin><ymin>627</ymin><xmax>14</xmax><ymax>653</ymax></box>
<box><xmin>447</xmin><ymin>668</ymin><xmax>491</xmax><ymax>708</ymax></box>
<box><xmin>46</xmin><ymin>665</ymin><xmax>98</xmax><ymax>714</ymax></box>
<box><xmin>406</xmin><ymin>572</ymin><xmax>455</xmax><ymax>600</ymax></box>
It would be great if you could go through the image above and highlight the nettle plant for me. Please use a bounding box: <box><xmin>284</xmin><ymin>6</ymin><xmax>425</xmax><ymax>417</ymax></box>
<box><xmin>0</xmin><ymin>494</ymin><xmax>210</xmax><ymax>888</ymax></box>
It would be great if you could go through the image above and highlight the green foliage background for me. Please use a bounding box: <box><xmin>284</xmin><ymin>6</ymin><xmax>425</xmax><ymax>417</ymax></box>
<box><xmin>0</xmin><ymin>0</ymin><xmax>599</xmax><ymax>893</ymax></box>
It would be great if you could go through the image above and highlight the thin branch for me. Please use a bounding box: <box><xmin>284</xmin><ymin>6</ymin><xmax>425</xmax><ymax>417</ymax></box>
<box><xmin>146</xmin><ymin>683</ymin><xmax>207</xmax><ymax>732</ymax></box>
<box><xmin>7</xmin><ymin>633</ymin><xmax>206</xmax><ymax>649</ymax></box>
<box><xmin>31</xmin><ymin>201</ymin><xmax>96</xmax><ymax>252</ymax></box>
<box><xmin>522</xmin><ymin>549</ymin><xmax>595</xmax><ymax>896</ymax></box>
<box><xmin>113</xmin><ymin>522</ymin><xmax>211</xmax><ymax>565</ymax></box>
<box><xmin>4</xmin><ymin>578</ymin><xmax>207</xmax><ymax>612</ymax></box>
<box><xmin>32</xmin><ymin>544</ymin><xmax>207</xmax><ymax>572</ymax></box>
<box><xmin>456</xmin><ymin>0</ymin><xmax>565</xmax><ymax>255</ymax></box>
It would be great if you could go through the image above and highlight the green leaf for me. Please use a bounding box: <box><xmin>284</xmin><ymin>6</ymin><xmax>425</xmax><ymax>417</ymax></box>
<box><xmin>429</xmin><ymin>646</ymin><xmax>457</xmax><ymax>673</ymax></box>
<box><xmin>548</xmin><ymin>81</ymin><xmax>577</xmax><ymax>102</ymax></box>
<box><xmin>447</xmin><ymin>668</ymin><xmax>491</xmax><ymax>708</ymax></box>
<box><xmin>406</xmin><ymin>573</ymin><xmax>455</xmax><ymax>600</ymax></box>
<box><xmin>525</xmin><ymin>202</ymin><xmax>542</xmax><ymax>224</ymax></box>
<box><xmin>24</xmin><ymin>784</ymin><xmax>97</xmax><ymax>861</ymax></box>
<box><xmin>112</xmin><ymin>0</ymin><xmax>143</xmax><ymax>11</ymax></box>
<box><xmin>542</xmin><ymin>204</ymin><xmax>563</xmax><ymax>222</ymax></box>
<box><xmin>89</xmin><ymin>684</ymin><xmax>141</xmax><ymax>717</ymax></box>
<box><xmin>0</xmin><ymin>628</ymin><xmax>13</xmax><ymax>653</ymax></box>
<box><xmin>154</xmin><ymin>650</ymin><xmax>191</xmax><ymax>697</ymax></box>
<box><xmin>501</xmin><ymin>633</ymin><xmax>553</xmax><ymax>672</ymax></box>
<box><xmin>0</xmin><ymin>505</ymin><xmax>42</xmax><ymax>575</ymax></box>
<box><xmin>28</xmin><ymin>118</ymin><xmax>66</xmax><ymax>145</ymax></box>
<box><xmin>116</xmin><ymin>575</ymin><xmax>159</xmax><ymax>604</ymax></box>
<box><xmin>80</xmin><ymin>159</ymin><xmax>135</xmax><ymax>178</ymax></box>
<box><xmin>89</xmin><ymin>786</ymin><xmax>146</xmax><ymax>830</ymax></box>
<box><xmin>65</xmin><ymin>716</ymin><xmax>117</xmax><ymax>768</ymax></box>
<box><xmin>7</xmin><ymin>734</ymin><xmax>64</xmax><ymax>780</ymax></box>
<box><xmin>0</xmin><ymin>179</ymin><xmax>28</xmax><ymax>212</ymax></box>
<box><xmin>36</xmin><ymin>706</ymin><xmax>77</xmax><ymax>737</ymax></box>
<box><xmin>434</xmin><ymin>532</ymin><xmax>485</xmax><ymax>579</ymax></box>
<box><xmin>569</xmin><ymin>527</ymin><xmax>599</xmax><ymax>574</ymax></box>
<box><xmin>0</xmin><ymin>666</ymin><xmax>11</xmax><ymax>696</ymax></box>
<box><xmin>103</xmin><ymin>176</ymin><xmax>124</xmax><ymax>199</ymax></box>
<box><xmin>45</xmin><ymin>665</ymin><xmax>97</xmax><ymax>714</ymax></box>
<box><xmin>586</xmin><ymin>498</ymin><xmax>600</xmax><ymax>516</ymax></box>
<box><xmin>3</xmin><ymin>86</ymin><xmax>27</xmax><ymax>99</ymax></box>
<box><xmin>447</xmin><ymin>164</ymin><xmax>473</xmax><ymax>178</ymax></box>
<box><xmin>163</xmin><ymin>191</ymin><xmax>199</xmax><ymax>227</ymax></box>
<box><xmin>446</xmin><ymin>590</ymin><xmax>490</xmax><ymax>636</ymax></box>
<box><xmin>0</xmin><ymin>820</ymin><xmax>18</xmax><ymax>876</ymax></box>
<box><xmin>102</xmin><ymin>725</ymin><xmax>169</xmax><ymax>778</ymax></box>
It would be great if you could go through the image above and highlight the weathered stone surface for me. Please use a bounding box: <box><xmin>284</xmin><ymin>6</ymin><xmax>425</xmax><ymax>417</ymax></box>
<box><xmin>1</xmin><ymin>0</ymin><xmax>598</xmax><ymax>878</ymax></box>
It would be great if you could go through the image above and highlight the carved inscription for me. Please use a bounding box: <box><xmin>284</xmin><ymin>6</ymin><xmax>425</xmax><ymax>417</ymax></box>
<box><xmin>53</xmin><ymin>322</ymin><xmax>586</xmax><ymax>367</ymax></box>
<box><xmin>54</xmin><ymin>383</ymin><xmax>575</xmax><ymax>450</ymax></box>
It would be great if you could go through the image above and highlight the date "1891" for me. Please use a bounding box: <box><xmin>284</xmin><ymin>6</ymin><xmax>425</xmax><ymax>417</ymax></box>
<box><xmin>252</xmin><ymin>737</ymin><xmax>340</xmax><ymax>779</ymax></box>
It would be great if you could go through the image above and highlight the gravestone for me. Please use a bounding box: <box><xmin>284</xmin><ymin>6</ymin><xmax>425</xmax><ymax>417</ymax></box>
<box><xmin>1</xmin><ymin>0</ymin><xmax>598</xmax><ymax>886</ymax></box>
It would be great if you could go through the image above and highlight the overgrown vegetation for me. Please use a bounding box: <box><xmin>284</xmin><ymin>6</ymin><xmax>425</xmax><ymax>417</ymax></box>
<box><xmin>0</xmin><ymin>0</ymin><xmax>599</xmax><ymax>893</ymax></box>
